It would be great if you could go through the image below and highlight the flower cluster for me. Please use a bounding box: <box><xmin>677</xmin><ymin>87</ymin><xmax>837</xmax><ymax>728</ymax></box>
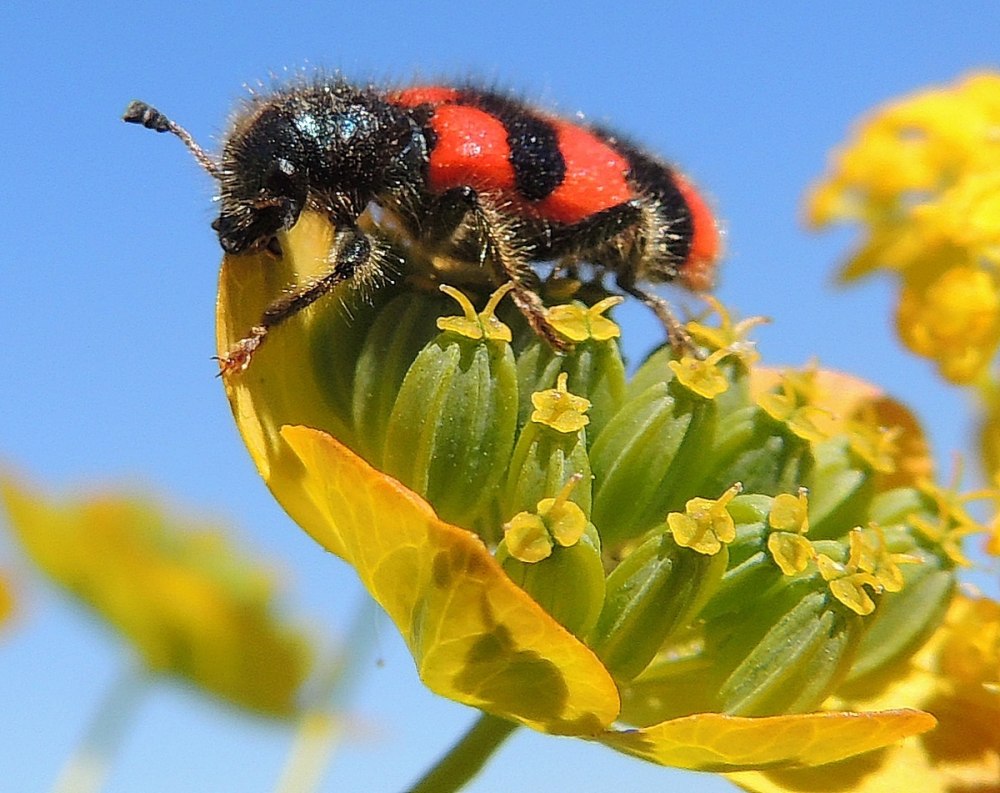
<box><xmin>213</xmin><ymin>212</ymin><xmax>990</xmax><ymax>774</ymax></box>
<box><xmin>808</xmin><ymin>72</ymin><xmax>1000</xmax><ymax>386</ymax></box>
<box><xmin>1</xmin><ymin>478</ymin><xmax>313</xmax><ymax>717</ymax></box>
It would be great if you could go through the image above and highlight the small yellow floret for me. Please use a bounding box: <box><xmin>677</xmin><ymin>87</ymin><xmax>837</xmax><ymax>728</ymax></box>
<box><xmin>910</xmin><ymin>469</ymin><xmax>992</xmax><ymax>567</ymax></box>
<box><xmin>669</xmin><ymin>349</ymin><xmax>731</xmax><ymax>399</ymax></box>
<box><xmin>668</xmin><ymin>483</ymin><xmax>742</xmax><ymax>555</ymax></box>
<box><xmin>503</xmin><ymin>475</ymin><xmax>587</xmax><ymax>562</ymax></box>
<box><xmin>686</xmin><ymin>296</ymin><xmax>768</xmax><ymax>364</ymax></box>
<box><xmin>503</xmin><ymin>512</ymin><xmax>554</xmax><ymax>563</ymax></box>
<box><xmin>817</xmin><ymin>531</ymin><xmax>884</xmax><ymax>616</ymax></box>
<box><xmin>437</xmin><ymin>282</ymin><xmax>514</xmax><ymax>341</ymax></box>
<box><xmin>547</xmin><ymin>296</ymin><xmax>624</xmax><ymax>342</ymax></box>
<box><xmin>767</xmin><ymin>490</ymin><xmax>814</xmax><ymax>575</ymax></box>
<box><xmin>531</xmin><ymin>373</ymin><xmax>591</xmax><ymax>433</ymax></box>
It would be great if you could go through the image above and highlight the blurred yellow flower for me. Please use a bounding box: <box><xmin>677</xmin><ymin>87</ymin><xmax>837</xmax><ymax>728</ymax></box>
<box><xmin>808</xmin><ymin>71</ymin><xmax>1000</xmax><ymax>383</ymax></box>
<box><xmin>896</xmin><ymin>264</ymin><xmax>1000</xmax><ymax>384</ymax></box>
<box><xmin>0</xmin><ymin>571</ymin><xmax>14</xmax><ymax>630</ymax></box>
<box><xmin>0</xmin><ymin>477</ymin><xmax>313</xmax><ymax>717</ymax></box>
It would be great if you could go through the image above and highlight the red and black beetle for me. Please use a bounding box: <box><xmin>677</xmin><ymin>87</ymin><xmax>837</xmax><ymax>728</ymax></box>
<box><xmin>124</xmin><ymin>77</ymin><xmax>720</xmax><ymax>371</ymax></box>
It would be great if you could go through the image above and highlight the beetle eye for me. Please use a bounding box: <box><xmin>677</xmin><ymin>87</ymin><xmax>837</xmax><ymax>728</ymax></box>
<box><xmin>265</xmin><ymin>236</ymin><xmax>283</xmax><ymax>257</ymax></box>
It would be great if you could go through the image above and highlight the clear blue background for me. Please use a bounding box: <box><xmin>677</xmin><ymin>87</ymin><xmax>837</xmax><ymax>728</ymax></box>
<box><xmin>1</xmin><ymin>2</ymin><xmax>997</xmax><ymax>791</ymax></box>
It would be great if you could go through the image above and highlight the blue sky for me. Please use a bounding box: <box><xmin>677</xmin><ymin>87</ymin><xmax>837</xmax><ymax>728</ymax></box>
<box><xmin>1</xmin><ymin>2</ymin><xmax>998</xmax><ymax>791</ymax></box>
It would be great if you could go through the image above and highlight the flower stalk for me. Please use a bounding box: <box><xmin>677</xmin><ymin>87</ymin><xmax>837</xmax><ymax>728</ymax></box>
<box><xmin>407</xmin><ymin>714</ymin><xmax>519</xmax><ymax>793</ymax></box>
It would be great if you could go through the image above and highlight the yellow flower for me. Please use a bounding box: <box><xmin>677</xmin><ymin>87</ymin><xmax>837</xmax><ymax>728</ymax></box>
<box><xmin>1</xmin><ymin>476</ymin><xmax>312</xmax><ymax>717</ymax></box>
<box><xmin>669</xmin><ymin>349</ymin><xmax>732</xmax><ymax>399</ymax></box>
<box><xmin>437</xmin><ymin>282</ymin><xmax>514</xmax><ymax>342</ymax></box>
<box><xmin>817</xmin><ymin>530</ymin><xmax>890</xmax><ymax>616</ymax></box>
<box><xmin>530</xmin><ymin>372</ymin><xmax>591</xmax><ymax>433</ymax></box>
<box><xmin>896</xmin><ymin>264</ymin><xmax>1000</xmax><ymax>384</ymax></box>
<box><xmin>685</xmin><ymin>296</ymin><xmax>768</xmax><ymax>365</ymax></box>
<box><xmin>546</xmin><ymin>296</ymin><xmax>624</xmax><ymax>342</ymax></box>
<box><xmin>808</xmin><ymin>71</ymin><xmax>1000</xmax><ymax>382</ymax></box>
<box><xmin>767</xmin><ymin>490</ymin><xmax>814</xmax><ymax>576</ymax></box>
<box><xmin>503</xmin><ymin>476</ymin><xmax>589</xmax><ymax>563</ymax></box>
<box><xmin>910</xmin><ymin>470</ymin><xmax>992</xmax><ymax>567</ymax></box>
<box><xmin>214</xmin><ymin>213</ymin><xmax>936</xmax><ymax>771</ymax></box>
<box><xmin>668</xmin><ymin>484</ymin><xmax>742</xmax><ymax>555</ymax></box>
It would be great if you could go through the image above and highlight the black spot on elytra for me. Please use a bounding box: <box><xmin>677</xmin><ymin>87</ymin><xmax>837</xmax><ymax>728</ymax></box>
<box><xmin>457</xmin><ymin>90</ymin><xmax>566</xmax><ymax>202</ymax></box>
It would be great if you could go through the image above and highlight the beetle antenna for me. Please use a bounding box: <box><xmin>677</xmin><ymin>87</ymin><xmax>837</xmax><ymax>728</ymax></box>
<box><xmin>122</xmin><ymin>100</ymin><xmax>221</xmax><ymax>180</ymax></box>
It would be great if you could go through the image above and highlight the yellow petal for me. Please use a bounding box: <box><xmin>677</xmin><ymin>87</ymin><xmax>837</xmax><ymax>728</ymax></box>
<box><xmin>730</xmin><ymin>592</ymin><xmax>1000</xmax><ymax>791</ymax></box>
<box><xmin>598</xmin><ymin>709</ymin><xmax>935</xmax><ymax>772</ymax></box>
<box><xmin>216</xmin><ymin>213</ymin><xmax>362</xmax><ymax>560</ymax></box>
<box><xmin>767</xmin><ymin>533</ymin><xmax>814</xmax><ymax>576</ymax></box>
<box><xmin>1</xmin><ymin>476</ymin><xmax>311</xmax><ymax>717</ymax></box>
<box><xmin>503</xmin><ymin>512</ymin><xmax>554</xmax><ymax>562</ymax></box>
<box><xmin>280</xmin><ymin>425</ymin><xmax>620</xmax><ymax>735</ymax></box>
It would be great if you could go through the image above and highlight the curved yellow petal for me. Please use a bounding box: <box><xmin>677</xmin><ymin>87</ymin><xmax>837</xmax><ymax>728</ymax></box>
<box><xmin>280</xmin><ymin>425</ymin><xmax>620</xmax><ymax>734</ymax></box>
<box><xmin>729</xmin><ymin>592</ymin><xmax>1000</xmax><ymax>790</ymax></box>
<box><xmin>216</xmin><ymin>213</ymin><xmax>363</xmax><ymax>559</ymax></box>
<box><xmin>598</xmin><ymin>709</ymin><xmax>935</xmax><ymax>772</ymax></box>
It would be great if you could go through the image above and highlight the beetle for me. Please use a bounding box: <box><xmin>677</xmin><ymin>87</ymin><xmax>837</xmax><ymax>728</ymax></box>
<box><xmin>123</xmin><ymin>77</ymin><xmax>720</xmax><ymax>372</ymax></box>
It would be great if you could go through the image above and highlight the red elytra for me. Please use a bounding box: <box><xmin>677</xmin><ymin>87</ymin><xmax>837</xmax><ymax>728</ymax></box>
<box><xmin>533</xmin><ymin>119</ymin><xmax>633</xmax><ymax>225</ymax></box>
<box><xmin>391</xmin><ymin>85</ymin><xmax>719</xmax><ymax>280</ymax></box>
<box><xmin>672</xmin><ymin>173</ymin><xmax>719</xmax><ymax>291</ymax></box>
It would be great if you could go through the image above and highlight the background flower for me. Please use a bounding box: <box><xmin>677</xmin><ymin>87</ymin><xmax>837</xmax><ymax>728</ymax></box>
<box><xmin>1</xmin><ymin>476</ymin><xmax>313</xmax><ymax>717</ymax></box>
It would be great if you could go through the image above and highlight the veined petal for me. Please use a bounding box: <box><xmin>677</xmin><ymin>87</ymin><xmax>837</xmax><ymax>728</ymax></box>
<box><xmin>280</xmin><ymin>425</ymin><xmax>620</xmax><ymax>735</ymax></box>
<box><xmin>729</xmin><ymin>592</ymin><xmax>1000</xmax><ymax>790</ymax></box>
<box><xmin>217</xmin><ymin>213</ymin><xmax>369</xmax><ymax>559</ymax></box>
<box><xmin>598</xmin><ymin>709</ymin><xmax>935</xmax><ymax>772</ymax></box>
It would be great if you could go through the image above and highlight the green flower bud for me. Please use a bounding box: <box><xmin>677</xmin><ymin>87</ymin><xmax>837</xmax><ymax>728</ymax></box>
<box><xmin>308</xmin><ymin>282</ymin><xmax>402</xmax><ymax>446</ymax></box>
<box><xmin>617</xmin><ymin>640</ymin><xmax>715</xmax><ymax>727</ymax></box>
<box><xmin>498</xmin><ymin>512</ymin><xmax>605</xmax><ymax>638</ymax></box>
<box><xmin>709</xmin><ymin>559</ymin><xmax>864</xmax><ymax>716</ymax></box>
<box><xmin>840</xmin><ymin>487</ymin><xmax>957</xmax><ymax>688</ymax></box>
<box><xmin>626</xmin><ymin>345</ymin><xmax>673</xmax><ymax>400</ymax></box>
<box><xmin>805</xmin><ymin>437</ymin><xmax>876</xmax><ymax>540</ymax></box>
<box><xmin>381</xmin><ymin>285</ymin><xmax>518</xmax><ymax>530</ymax></box>
<box><xmin>693</xmin><ymin>401</ymin><xmax>815</xmax><ymax>499</ymax></box>
<box><xmin>843</xmin><ymin>547</ymin><xmax>954</xmax><ymax>689</ymax></box>
<box><xmin>352</xmin><ymin>292</ymin><xmax>451</xmax><ymax>464</ymax></box>
<box><xmin>502</xmin><ymin>373</ymin><xmax>593</xmax><ymax>521</ymax></box>
<box><xmin>588</xmin><ymin>487</ymin><xmax>738</xmax><ymax>682</ymax></box>
<box><xmin>591</xmin><ymin>373</ymin><xmax>718</xmax><ymax>548</ymax></box>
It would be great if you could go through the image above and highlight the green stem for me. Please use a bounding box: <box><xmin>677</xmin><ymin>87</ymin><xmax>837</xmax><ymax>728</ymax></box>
<box><xmin>51</xmin><ymin>658</ymin><xmax>150</xmax><ymax>793</ymax></box>
<box><xmin>406</xmin><ymin>713</ymin><xmax>519</xmax><ymax>793</ymax></box>
<box><xmin>271</xmin><ymin>595</ymin><xmax>380</xmax><ymax>793</ymax></box>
